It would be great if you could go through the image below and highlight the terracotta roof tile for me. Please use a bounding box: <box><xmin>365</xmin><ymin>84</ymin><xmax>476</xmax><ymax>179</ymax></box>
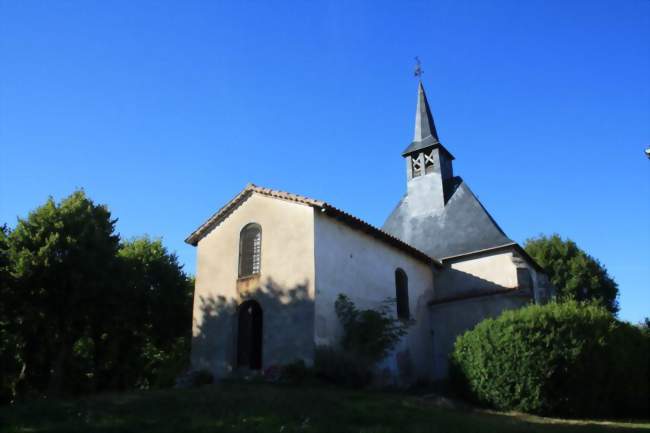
<box><xmin>185</xmin><ymin>183</ymin><xmax>440</xmax><ymax>266</ymax></box>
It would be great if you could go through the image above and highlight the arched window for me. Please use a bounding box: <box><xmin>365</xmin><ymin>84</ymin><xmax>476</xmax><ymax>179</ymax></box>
<box><xmin>395</xmin><ymin>268</ymin><xmax>410</xmax><ymax>320</ymax></box>
<box><xmin>239</xmin><ymin>223</ymin><xmax>261</xmax><ymax>277</ymax></box>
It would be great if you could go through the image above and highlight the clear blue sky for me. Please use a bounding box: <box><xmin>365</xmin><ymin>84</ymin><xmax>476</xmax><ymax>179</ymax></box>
<box><xmin>1</xmin><ymin>1</ymin><xmax>648</xmax><ymax>323</ymax></box>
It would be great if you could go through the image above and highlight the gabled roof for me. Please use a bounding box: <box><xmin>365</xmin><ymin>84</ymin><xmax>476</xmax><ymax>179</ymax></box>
<box><xmin>185</xmin><ymin>184</ymin><xmax>441</xmax><ymax>267</ymax></box>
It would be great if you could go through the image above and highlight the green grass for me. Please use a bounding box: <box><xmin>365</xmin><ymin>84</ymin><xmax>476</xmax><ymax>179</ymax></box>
<box><xmin>0</xmin><ymin>383</ymin><xmax>648</xmax><ymax>433</ymax></box>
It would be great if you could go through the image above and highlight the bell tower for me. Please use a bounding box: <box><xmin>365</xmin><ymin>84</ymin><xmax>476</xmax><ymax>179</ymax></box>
<box><xmin>383</xmin><ymin>79</ymin><xmax>514</xmax><ymax>259</ymax></box>
<box><xmin>402</xmin><ymin>82</ymin><xmax>455</xmax><ymax>212</ymax></box>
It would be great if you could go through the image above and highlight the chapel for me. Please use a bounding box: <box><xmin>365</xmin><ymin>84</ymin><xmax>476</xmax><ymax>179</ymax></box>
<box><xmin>186</xmin><ymin>82</ymin><xmax>553</xmax><ymax>382</ymax></box>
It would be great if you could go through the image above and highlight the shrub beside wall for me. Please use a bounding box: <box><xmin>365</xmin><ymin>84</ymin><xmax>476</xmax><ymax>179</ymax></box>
<box><xmin>313</xmin><ymin>294</ymin><xmax>409</xmax><ymax>387</ymax></box>
<box><xmin>451</xmin><ymin>301</ymin><xmax>648</xmax><ymax>418</ymax></box>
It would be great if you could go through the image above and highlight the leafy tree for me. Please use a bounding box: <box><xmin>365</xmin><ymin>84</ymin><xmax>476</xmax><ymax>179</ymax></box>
<box><xmin>8</xmin><ymin>191</ymin><xmax>121</xmax><ymax>395</ymax></box>
<box><xmin>524</xmin><ymin>234</ymin><xmax>619</xmax><ymax>313</ymax></box>
<box><xmin>639</xmin><ymin>317</ymin><xmax>650</xmax><ymax>337</ymax></box>
<box><xmin>0</xmin><ymin>225</ymin><xmax>11</xmax><ymax>290</ymax></box>
<box><xmin>3</xmin><ymin>191</ymin><xmax>195</xmax><ymax>398</ymax></box>
<box><xmin>0</xmin><ymin>224</ymin><xmax>24</xmax><ymax>403</ymax></box>
<box><xmin>114</xmin><ymin>237</ymin><xmax>193</xmax><ymax>389</ymax></box>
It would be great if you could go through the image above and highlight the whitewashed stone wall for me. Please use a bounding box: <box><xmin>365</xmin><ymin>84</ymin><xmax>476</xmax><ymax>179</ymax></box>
<box><xmin>191</xmin><ymin>193</ymin><xmax>316</xmax><ymax>377</ymax></box>
<box><xmin>313</xmin><ymin>213</ymin><xmax>435</xmax><ymax>383</ymax></box>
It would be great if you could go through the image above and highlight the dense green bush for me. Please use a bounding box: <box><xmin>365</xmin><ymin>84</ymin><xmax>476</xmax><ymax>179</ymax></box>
<box><xmin>451</xmin><ymin>301</ymin><xmax>648</xmax><ymax>418</ymax></box>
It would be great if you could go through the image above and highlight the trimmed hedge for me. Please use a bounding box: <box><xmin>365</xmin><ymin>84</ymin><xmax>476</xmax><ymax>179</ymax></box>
<box><xmin>451</xmin><ymin>301</ymin><xmax>648</xmax><ymax>418</ymax></box>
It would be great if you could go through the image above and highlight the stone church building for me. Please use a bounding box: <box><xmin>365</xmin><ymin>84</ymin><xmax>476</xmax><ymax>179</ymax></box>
<box><xmin>186</xmin><ymin>82</ymin><xmax>553</xmax><ymax>383</ymax></box>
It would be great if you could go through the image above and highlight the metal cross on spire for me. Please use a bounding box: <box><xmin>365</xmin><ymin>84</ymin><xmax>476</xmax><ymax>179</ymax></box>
<box><xmin>414</xmin><ymin>56</ymin><xmax>423</xmax><ymax>79</ymax></box>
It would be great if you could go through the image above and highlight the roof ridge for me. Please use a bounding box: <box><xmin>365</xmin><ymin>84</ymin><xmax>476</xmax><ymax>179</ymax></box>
<box><xmin>185</xmin><ymin>183</ymin><xmax>440</xmax><ymax>266</ymax></box>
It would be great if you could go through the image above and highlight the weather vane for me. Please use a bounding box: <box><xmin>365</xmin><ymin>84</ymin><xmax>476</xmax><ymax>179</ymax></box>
<box><xmin>414</xmin><ymin>56</ymin><xmax>423</xmax><ymax>79</ymax></box>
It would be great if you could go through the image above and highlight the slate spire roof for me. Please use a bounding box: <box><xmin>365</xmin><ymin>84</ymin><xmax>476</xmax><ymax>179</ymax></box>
<box><xmin>402</xmin><ymin>82</ymin><xmax>453</xmax><ymax>158</ymax></box>
<box><xmin>413</xmin><ymin>81</ymin><xmax>439</xmax><ymax>144</ymax></box>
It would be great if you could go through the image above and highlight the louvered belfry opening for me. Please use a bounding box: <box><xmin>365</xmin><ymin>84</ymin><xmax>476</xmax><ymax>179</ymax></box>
<box><xmin>239</xmin><ymin>223</ymin><xmax>261</xmax><ymax>277</ymax></box>
<box><xmin>410</xmin><ymin>149</ymin><xmax>437</xmax><ymax>178</ymax></box>
<box><xmin>236</xmin><ymin>300</ymin><xmax>263</xmax><ymax>370</ymax></box>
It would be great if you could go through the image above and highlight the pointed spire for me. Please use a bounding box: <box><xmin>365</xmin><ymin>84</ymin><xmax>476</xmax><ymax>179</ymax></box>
<box><xmin>413</xmin><ymin>81</ymin><xmax>440</xmax><ymax>144</ymax></box>
<box><xmin>402</xmin><ymin>81</ymin><xmax>451</xmax><ymax>157</ymax></box>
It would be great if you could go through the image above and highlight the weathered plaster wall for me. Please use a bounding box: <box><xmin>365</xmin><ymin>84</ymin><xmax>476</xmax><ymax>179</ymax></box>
<box><xmin>191</xmin><ymin>193</ymin><xmax>316</xmax><ymax>377</ymax></box>
<box><xmin>436</xmin><ymin>250</ymin><xmax>520</xmax><ymax>299</ymax></box>
<box><xmin>429</xmin><ymin>292</ymin><xmax>531</xmax><ymax>379</ymax></box>
<box><xmin>429</xmin><ymin>246</ymin><xmax>554</xmax><ymax>380</ymax></box>
<box><xmin>436</xmin><ymin>247</ymin><xmax>554</xmax><ymax>301</ymax></box>
<box><xmin>313</xmin><ymin>213</ymin><xmax>435</xmax><ymax>383</ymax></box>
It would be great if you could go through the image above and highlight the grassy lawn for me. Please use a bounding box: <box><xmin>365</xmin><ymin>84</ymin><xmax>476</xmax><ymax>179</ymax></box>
<box><xmin>0</xmin><ymin>383</ymin><xmax>647</xmax><ymax>433</ymax></box>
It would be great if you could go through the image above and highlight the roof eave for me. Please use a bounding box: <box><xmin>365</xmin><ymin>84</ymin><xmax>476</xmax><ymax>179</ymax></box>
<box><xmin>428</xmin><ymin>287</ymin><xmax>531</xmax><ymax>306</ymax></box>
<box><xmin>401</xmin><ymin>140</ymin><xmax>455</xmax><ymax>160</ymax></box>
<box><xmin>320</xmin><ymin>205</ymin><xmax>441</xmax><ymax>267</ymax></box>
<box><xmin>440</xmin><ymin>242</ymin><xmax>545</xmax><ymax>273</ymax></box>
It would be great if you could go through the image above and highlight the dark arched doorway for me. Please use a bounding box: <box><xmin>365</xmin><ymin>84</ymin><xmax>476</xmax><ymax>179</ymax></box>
<box><xmin>237</xmin><ymin>300</ymin><xmax>263</xmax><ymax>370</ymax></box>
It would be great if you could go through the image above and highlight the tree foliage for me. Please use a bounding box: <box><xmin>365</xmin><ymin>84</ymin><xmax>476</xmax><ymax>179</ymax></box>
<box><xmin>451</xmin><ymin>301</ymin><xmax>648</xmax><ymax>418</ymax></box>
<box><xmin>115</xmin><ymin>237</ymin><xmax>193</xmax><ymax>389</ymax></box>
<box><xmin>0</xmin><ymin>224</ymin><xmax>23</xmax><ymax>403</ymax></box>
<box><xmin>524</xmin><ymin>234</ymin><xmax>619</xmax><ymax>313</ymax></box>
<box><xmin>8</xmin><ymin>191</ymin><xmax>121</xmax><ymax>396</ymax></box>
<box><xmin>0</xmin><ymin>191</ymin><xmax>193</xmax><ymax>402</ymax></box>
<box><xmin>639</xmin><ymin>317</ymin><xmax>650</xmax><ymax>337</ymax></box>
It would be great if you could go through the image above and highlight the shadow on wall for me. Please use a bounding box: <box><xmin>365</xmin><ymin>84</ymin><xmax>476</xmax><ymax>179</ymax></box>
<box><xmin>191</xmin><ymin>278</ymin><xmax>315</xmax><ymax>378</ymax></box>
<box><xmin>429</xmin><ymin>290</ymin><xmax>532</xmax><ymax>380</ymax></box>
<box><xmin>435</xmin><ymin>267</ymin><xmax>509</xmax><ymax>300</ymax></box>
